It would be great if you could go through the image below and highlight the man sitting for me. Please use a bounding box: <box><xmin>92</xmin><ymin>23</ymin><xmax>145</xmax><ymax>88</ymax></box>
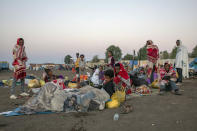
<box><xmin>159</xmin><ymin>62</ymin><xmax>181</xmax><ymax>95</ymax></box>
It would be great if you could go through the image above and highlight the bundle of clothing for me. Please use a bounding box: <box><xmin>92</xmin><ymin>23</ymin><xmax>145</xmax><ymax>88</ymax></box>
<box><xmin>18</xmin><ymin>80</ymin><xmax>110</xmax><ymax>114</ymax></box>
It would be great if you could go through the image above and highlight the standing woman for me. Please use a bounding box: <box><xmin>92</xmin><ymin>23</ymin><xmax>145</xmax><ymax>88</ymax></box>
<box><xmin>10</xmin><ymin>38</ymin><xmax>29</xmax><ymax>99</ymax></box>
<box><xmin>146</xmin><ymin>40</ymin><xmax>159</xmax><ymax>83</ymax></box>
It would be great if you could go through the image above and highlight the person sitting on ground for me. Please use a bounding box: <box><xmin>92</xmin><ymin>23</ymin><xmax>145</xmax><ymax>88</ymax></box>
<box><xmin>43</xmin><ymin>68</ymin><xmax>56</xmax><ymax>83</ymax></box>
<box><xmin>99</xmin><ymin>65</ymin><xmax>104</xmax><ymax>84</ymax></box>
<box><xmin>102</xmin><ymin>69</ymin><xmax>115</xmax><ymax>97</ymax></box>
<box><xmin>159</xmin><ymin>62</ymin><xmax>181</xmax><ymax>95</ymax></box>
<box><xmin>91</xmin><ymin>66</ymin><xmax>101</xmax><ymax>86</ymax></box>
<box><xmin>114</xmin><ymin>63</ymin><xmax>132</xmax><ymax>94</ymax></box>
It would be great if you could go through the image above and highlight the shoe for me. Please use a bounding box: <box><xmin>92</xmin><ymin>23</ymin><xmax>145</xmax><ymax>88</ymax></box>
<box><xmin>159</xmin><ymin>91</ymin><xmax>165</xmax><ymax>95</ymax></box>
<box><xmin>20</xmin><ymin>92</ymin><xmax>29</xmax><ymax>97</ymax></box>
<box><xmin>10</xmin><ymin>95</ymin><xmax>17</xmax><ymax>99</ymax></box>
<box><xmin>174</xmin><ymin>90</ymin><xmax>182</xmax><ymax>95</ymax></box>
<box><xmin>176</xmin><ymin>82</ymin><xmax>182</xmax><ymax>86</ymax></box>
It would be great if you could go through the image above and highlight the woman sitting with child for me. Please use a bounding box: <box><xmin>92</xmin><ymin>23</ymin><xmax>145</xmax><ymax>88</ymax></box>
<box><xmin>114</xmin><ymin>63</ymin><xmax>132</xmax><ymax>94</ymax></box>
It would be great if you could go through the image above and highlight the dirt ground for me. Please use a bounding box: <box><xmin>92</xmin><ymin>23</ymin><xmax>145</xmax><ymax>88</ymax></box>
<box><xmin>0</xmin><ymin>70</ymin><xmax>197</xmax><ymax>131</ymax></box>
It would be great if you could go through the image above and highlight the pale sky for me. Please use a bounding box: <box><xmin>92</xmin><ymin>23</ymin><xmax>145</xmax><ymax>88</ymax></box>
<box><xmin>0</xmin><ymin>0</ymin><xmax>197</xmax><ymax>64</ymax></box>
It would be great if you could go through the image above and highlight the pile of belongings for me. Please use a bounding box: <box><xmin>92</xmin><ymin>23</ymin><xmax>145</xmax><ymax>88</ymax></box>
<box><xmin>1</xmin><ymin>79</ymin><xmax>13</xmax><ymax>87</ymax></box>
<box><xmin>136</xmin><ymin>85</ymin><xmax>152</xmax><ymax>95</ymax></box>
<box><xmin>129</xmin><ymin>67</ymin><xmax>148</xmax><ymax>87</ymax></box>
<box><xmin>14</xmin><ymin>79</ymin><xmax>110</xmax><ymax>114</ymax></box>
<box><xmin>25</xmin><ymin>75</ymin><xmax>46</xmax><ymax>94</ymax></box>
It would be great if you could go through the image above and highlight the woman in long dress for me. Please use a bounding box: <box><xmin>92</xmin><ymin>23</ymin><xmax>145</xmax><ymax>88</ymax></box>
<box><xmin>10</xmin><ymin>38</ymin><xmax>29</xmax><ymax>99</ymax></box>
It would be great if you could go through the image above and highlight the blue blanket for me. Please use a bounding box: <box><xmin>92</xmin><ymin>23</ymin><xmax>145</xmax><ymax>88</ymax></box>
<box><xmin>3</xmin><ymin>108</ymin><xmax>53</xmax><ymax>117</ymax></box>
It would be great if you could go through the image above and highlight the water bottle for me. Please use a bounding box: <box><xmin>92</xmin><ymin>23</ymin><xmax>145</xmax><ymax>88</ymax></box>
<box><xmin>113</xmin><ymin>113</ymin><xmax>119</xmax><ymax>121</ymax></box>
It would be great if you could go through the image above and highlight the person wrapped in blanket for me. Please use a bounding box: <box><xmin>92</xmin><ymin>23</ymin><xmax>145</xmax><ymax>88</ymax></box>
<box><xmin>159</xmin><ymin>62</ymin><xmax>181</xmax><ymax>95</ymax></box>
<box><xmin>10</xmin><ymin>38</ymin><xmax>29</xmax><ymax>99</ymax></box>
<box><xmin>114</xmin><ymin>63</ymin><xmax>132</xmax><ymax>95</ymax></box>
<box><xmin>146</xmin><ymin>40</ymin><xmax>159</xmax><ymax>83</ymax></box>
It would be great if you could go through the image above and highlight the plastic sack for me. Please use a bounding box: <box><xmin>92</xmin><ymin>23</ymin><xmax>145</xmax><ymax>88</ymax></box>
<box><xmin>111</xmin><ymin>90</ymin><xmax>126</xmax><ymax>103</ymax></box>
<box><xmin>80</xmin><ymin>75</ymin><xmax>88</xmax><ymax>81</ymax></box>
<box><xmin>176</xmin><ymin>72</ymin><xmax>179</xmax><ymax>78</ymax></box>
<box><xmin>28</xmin><ymin>79</ymin><xmax>40</xmax><ymax>88</ymax></box>
<box><xmin>40</xmin><ymin>80</ymin><xmax>45</xmax><ymax>87</ymax></box>
<box><xmin>151</xmin><ymin>80</ymin><xmax>160</xmax><ymax>89</ymax></box>
<box><xmin>68</xmin><ymin>82</ymin><xmax>78</xmax><ymax>88</ymax></box>
<box><xmin>2</xmin><ymin>80</ymin><xmax>12</xmax><ymax>87</ymax></box>
<box><xmin>106</xmin><ymin>99</ymin><xmax>120</xmax><ymax>109</ymax></box>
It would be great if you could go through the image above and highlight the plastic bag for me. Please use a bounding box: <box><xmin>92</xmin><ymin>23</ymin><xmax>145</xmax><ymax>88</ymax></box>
<box><xmin>106</xmin><ymin>99</ymin><xmax>120</xmax><ymax>109</ymax></box>
<box><xmin>111</xmin><ymin>87</ymin><xmax>126</xmax><ymax>103</ymax></box>
<box><xmin>68</xmin><ymin>82</ymin><xmax>78</xmax><ymax>88</ymax></box>
<box><xmin>151</xmin><ymin>80</ymin><xmax>160</xmax><ymax>89</ymax></box>
<box><xmin>40</xmin><ymin>80</ymin><xmax>45</xmax><ymax>87</ymax></box>
<box><xmin>28</xmin><ymin>79</ymin><xmax>40</xmax><ymax>88</ymax></box>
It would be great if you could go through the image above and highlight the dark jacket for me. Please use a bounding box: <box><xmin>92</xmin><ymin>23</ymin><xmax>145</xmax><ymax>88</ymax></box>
<box><xmin>103</xmin><ymin>80</ymin><xmax>115</xmax><ymax>97</ymax></box>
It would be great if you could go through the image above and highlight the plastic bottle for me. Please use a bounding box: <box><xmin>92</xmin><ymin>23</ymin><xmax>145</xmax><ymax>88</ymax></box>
<box><xmin>113</xmin><ymin>113</ymin><xmax>119</xmax><ymax>121</ymax></box>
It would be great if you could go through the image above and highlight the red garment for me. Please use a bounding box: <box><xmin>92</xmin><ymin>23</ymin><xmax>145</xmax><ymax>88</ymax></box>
<box><xmin>159</xmin><ymin>66</ymin><xmax>176</xmax><ymax>81</ymax></box>
<box><xmin>147</xmin><ymin>44</ymin><xmax>159</xmax><ymax>64</ymax></box>
<box><xmin>12</xmin><ymin>38</ymin><xmax>28</xmax><ymax>80</ymax></box>
<box><xmin>114</xmin><ymin>63</ymin><xmax>130</xmax><ymax>88</ymax></box>
<box><xmin>52</xmin><ymin>79</ymin><xmax>66</xmax><ymax>89</ymax></box>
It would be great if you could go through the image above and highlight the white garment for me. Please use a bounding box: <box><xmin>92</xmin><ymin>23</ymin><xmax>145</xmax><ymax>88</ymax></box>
<box><xmin>91</xmin><ymin>68</ymin><xmax>100</xmax><ymax>85</ymax></box>
<box><xmin>175</xmin><ymin>42</ymin><xmax>189</xmax><ymax>78</ymax></box>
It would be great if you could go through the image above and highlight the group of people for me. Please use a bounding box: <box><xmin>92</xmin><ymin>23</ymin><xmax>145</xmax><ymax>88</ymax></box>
<box><xmin>10</xmin><ymin>38</ymin><xmax>189</xmax><ymax>99</ymax></box>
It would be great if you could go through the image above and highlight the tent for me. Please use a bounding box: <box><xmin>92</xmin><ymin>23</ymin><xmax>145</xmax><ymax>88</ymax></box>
<box><xmin>189</xmin><ymin>57</ymin><xmax>197</xmax><ymax>70</ymax></box>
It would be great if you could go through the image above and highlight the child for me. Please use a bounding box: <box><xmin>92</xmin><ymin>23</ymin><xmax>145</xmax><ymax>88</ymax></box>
<box><xmin>102</xmin><ymin>69</ymin><xmax>115</xmax><ymax>97</ymax></box>
<box><xmin>79</xmin><ymin>54</ymin><xmax>86</xmax><ymax>76</ymax></box>
<box><xmin>106</xmin><ymin>51</ymin><xmax>115</xmax><ymax>69</ymax></box>
<box><xmin>75</xmin><ymin>53</ymin><xmax>80</xmax><ymax>81</ymax></box>
<box><xmin>43</xmin><ymin>68</ymin><xmax>56</xmax><ymax>83</ymax></box>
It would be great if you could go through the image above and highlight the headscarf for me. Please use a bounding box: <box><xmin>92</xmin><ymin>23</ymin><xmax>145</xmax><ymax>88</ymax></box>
<box><xmin>175</xmin><ymin>40</ymin><xmax>189</xmax><ymax>78</ymax></box>
<box><xmin>114</xmin><ymin>63</ymin><xmax>130</xmax><ymax>84</ymax></box>
<box><xmin>12</xmin><ymin>38</ymin><xmax>27</xmax><ymax>66</ymax></box>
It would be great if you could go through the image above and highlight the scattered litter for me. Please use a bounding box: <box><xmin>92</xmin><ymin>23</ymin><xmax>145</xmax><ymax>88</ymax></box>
<box><xmin>113</xmin><ymin>113</ymin><xmax>119</xmax><ymax>121</ymax></box>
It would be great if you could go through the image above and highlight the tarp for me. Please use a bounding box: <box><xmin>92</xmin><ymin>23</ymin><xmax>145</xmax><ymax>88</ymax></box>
<box><xmin>189</xmin><ymin>57</ymin><xmax>197</xmax><ymax>69</ymax></box>
<box><xmin>1</xmin><ymin>107</ymin><xmax>53</xmax><ymax>117</ymax></box>
<box><xmin>129</xmin><ymin>60</ymin><xmax>138</xmax><ymax>66</ymax></box>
